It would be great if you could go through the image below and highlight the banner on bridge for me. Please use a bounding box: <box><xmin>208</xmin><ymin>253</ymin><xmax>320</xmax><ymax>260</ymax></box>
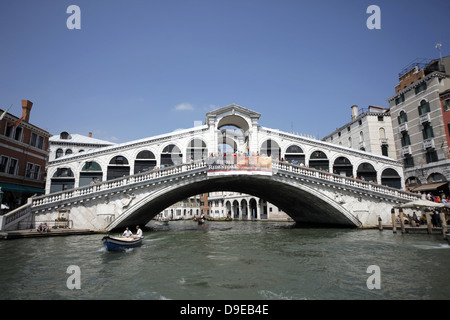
<box><xmin>206</xmin><ymin>155</ymin><xmax>272</xmax><ymax>176</ymax></box>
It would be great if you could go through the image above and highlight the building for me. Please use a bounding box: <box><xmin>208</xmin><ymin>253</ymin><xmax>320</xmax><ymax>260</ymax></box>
<box><xmin>158</xmin><ymin>194</ymin><xmax>209</xmax><ymax>220</ymax></box>
<box><xmin>49</xmin><ymin>131</ymin><xmax>116</xmax><ymax>161</ymax></box>
<box><xmin>387</xmin><ymin>56</ymin><xmax>450</xmax><ymax>195</ymax></box>
<box><xmin>0</xmin><ymin>100</ymin><xmax>51</xmax><ymax>211</ymax></box>
<box><xmin>208</xmin><ymin>191</ymin><xmax>292</xmax><ymax>221</ymax></box>
<box><xmin>322</xmin><ymin>105</ymin><xmax>396</xmax><ymax>159</ymax></box>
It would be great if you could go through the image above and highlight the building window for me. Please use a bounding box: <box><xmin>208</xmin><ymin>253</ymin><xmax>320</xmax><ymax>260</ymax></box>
<box><xmin>37</xmin><ymin>136</ymin><xmax>44</xmax><ymax>149</ymax></box>
<box><xmin>377</xmin><ymin>115</ymin><xmax>384</xmax><ymax>121</ymax></box>
<box><xmin>56</xmin><ymin>149</ymin><xmax>63</xmax><ymax>159</ymax></box>
<box><xmin>0</xmin><ymin>156</ymin><xmax>8</xmax><ymax>173</ymax></box>
<box><xmin>7</xmin><ymin>158</ymin><xmax>18</xmax><ymax>175</ymax></box>
<box><xmin>403</xmin><ymin>156</ymin><xmax>414</xmax><ymax>168</ymax></box>
<box><xmin>14</xmin><ymin>127</ymin><xmax>23</xmax><ymax>141</ymax></box>
<box><xmin>415</xmin><ymin>82</ymin><xmax>427</xmax><ymax>95</ymax></box>
<box><xmin>444</xmin><ymin>98</ymin><xmax>450</xmax><ymax>111</ymax></box>
<box><xmin>398</xmin><ymin>111</ymin><xmax>408</xmax><ymax>124</ymax></box>
<box><xmin>395</xmin><ymin>94</ymin><xmax>405</xmax><ymax>105</ymax></box>
<box><xmin>425</xmin><ymin>150</ymin><xmax>438</xmax><ymax>163</ymax></box>
<box><xmin>401</xmin><ymin>132</ymin><xmax>411</xmax><ymax>147</ymax></box>
<box><xmin>30</xmin><ymin>132</ymin><xmax>37</xmax><ymax>147</ymax></box>
<box><xmin>422</xmin><ymin>123</ymin><xmax>434</xmax><ymax>140</ymax></box>
<box><xmin>381</xmin><ymin>145</ymin><xmax>388</xmax><ymax>157</ymax></box>
<box><xmin>4</xmin><ymin>123</ymin><xmax>13</xmax><ymax>137</ymax></box>
<box><xmin>418</xmin><ymin>100</ymin><xmax>430</xmax><ymax>115</ymax></box>
<box><xmin>65</xmin><ymin>149</ymin><xmax>73</xmax><ymax>156</ymax></box>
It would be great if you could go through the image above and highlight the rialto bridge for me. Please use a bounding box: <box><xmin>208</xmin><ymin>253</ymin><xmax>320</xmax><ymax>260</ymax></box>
<box><xmin>0</xmin><ymin>105</ymin><xmax>421</xmax><ymax>232</ymax></box>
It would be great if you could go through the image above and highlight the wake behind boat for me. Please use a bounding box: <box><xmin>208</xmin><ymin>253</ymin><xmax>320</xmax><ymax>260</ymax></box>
<box><xmin>102</xmin><ymin>235</ymin><xmax>143</xmax><ymax>251</ymax></box>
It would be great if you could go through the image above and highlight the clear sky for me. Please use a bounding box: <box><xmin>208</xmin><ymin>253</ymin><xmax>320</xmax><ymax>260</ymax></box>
<box><xmin>0</xmin><ymin>0</ymin><xmax>449</xmax><ymax>143</ymax></box>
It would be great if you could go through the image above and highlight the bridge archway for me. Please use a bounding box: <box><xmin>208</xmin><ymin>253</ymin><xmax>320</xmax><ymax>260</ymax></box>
<box><xmin>107</xmin><ymin>174</ymin><xmax>362</xmax><ymax>231</ymax></box>
<box><xmin>107</xmin><ymin>156</ymin><xmax>130</xmax><ymax>180</ymax></box>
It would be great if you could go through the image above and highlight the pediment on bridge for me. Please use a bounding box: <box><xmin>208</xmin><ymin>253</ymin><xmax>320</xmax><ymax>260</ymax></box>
<box><xmin>206</xmin><ymin>104</ymin><xmax>261</xmax><ymax>129</ymax></box>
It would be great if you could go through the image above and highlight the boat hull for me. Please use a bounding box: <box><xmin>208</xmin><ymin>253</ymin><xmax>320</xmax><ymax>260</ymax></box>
<box><xmin>102</xmin><ymin>235</ymin><xmax>143</xmax><ymax>251</ymax></box>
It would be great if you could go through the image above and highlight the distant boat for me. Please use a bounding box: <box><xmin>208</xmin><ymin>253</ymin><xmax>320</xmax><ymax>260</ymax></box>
<box><xmin>197</xmin><ymin>218</ymin><xmax>206</xmax><ymax>225</ymax></box>
<box><xmin>102</xmin><ymin>235</ymin><xmax>143</xmax><ymax>251</ymax></box>
<box><xmin>205</xmin><ymin>216</ymin><xmax>232</xmax><ymax>222</ymax></box>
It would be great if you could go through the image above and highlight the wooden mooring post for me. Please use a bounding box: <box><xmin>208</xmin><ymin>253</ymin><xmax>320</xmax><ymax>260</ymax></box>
<box><xmin>440</xmin><ymin>211</ymin><xmax>448</xmax><ymax>240</ymax></box>
<box><xmin>391</xmin><ymin>208</ymin><xmax>397</xmax><ymax>234</ymax></box>
<box><xmin>399</xmin><ymin>208</ymin><xmax>405</xmax><ymax>234</ymax></box>
<box><xmin>425</xmin><ymin>209</ymin><xmax>433</xmax><ymax>234</ymax></box>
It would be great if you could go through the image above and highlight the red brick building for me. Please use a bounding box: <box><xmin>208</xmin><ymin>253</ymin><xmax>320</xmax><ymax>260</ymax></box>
<box><xmin>0</xmin><ymin>100</ymin><xmax>50</xmax><ymax>211</ymax></box>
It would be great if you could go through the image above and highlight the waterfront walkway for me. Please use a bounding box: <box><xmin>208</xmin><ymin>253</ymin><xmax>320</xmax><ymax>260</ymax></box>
<box><xmin>0</xmin><ymin>228</ymin><xmax>104</xmax><ymax>240</ymax></box>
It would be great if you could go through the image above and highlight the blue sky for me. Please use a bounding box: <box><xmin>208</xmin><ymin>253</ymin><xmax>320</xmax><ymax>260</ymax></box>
<box><xmin>1</xmin><ymin>0</ymin><xmax>449</xmax><ymax>143</ymax></box>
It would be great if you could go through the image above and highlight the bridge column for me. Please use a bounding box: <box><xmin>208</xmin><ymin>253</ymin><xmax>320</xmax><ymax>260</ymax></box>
<box><xmin>256</xmin><ymin>201</ymin><xmax>261</xmax><ymax>220</ymax></box>
<box><xmin>239</xmin><ymin>204</ymin><xmax>243</xmax><ymax>220</ymax></box>
<box><xmin>247</xmin><ymin>204</ymin><xmax>251</xmax><ymax>220</ymax></box>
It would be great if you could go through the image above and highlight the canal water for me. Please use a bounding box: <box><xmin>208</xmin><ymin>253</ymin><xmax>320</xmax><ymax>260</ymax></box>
<box><xmin>0</xmin><ymin>221</ymin><xmax>449</xmax><ymax>300</ymax></box>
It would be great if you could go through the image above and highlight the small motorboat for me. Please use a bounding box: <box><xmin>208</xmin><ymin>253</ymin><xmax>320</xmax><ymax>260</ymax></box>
<box><xmin>197</xmin><ymin>218</ymin><xmax>206</xmax><ymax>225</ymax></box>
<box><xmin>102</xmin><ymin>235</ymin><xmax>143</xmax><ymax>251</ymax></box>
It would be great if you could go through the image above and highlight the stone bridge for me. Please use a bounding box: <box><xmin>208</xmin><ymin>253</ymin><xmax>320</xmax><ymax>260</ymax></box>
<box><xmin>0</xmin><ymin>159</ymin><xmax>420</xmax><ymax>232</ymax></box>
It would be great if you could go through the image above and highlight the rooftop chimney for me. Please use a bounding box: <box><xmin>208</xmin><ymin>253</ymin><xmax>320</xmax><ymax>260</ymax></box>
<box><xmin>351</xmin><ymin>105</ymin><xmax>359</xmax><ymax>120</ymax></box>
<box><xmin>89</xmin><ymin>132</ymin><xmax>92</xmax><ymax>138</ymax></box>
<box><xmin>21</xmin><ymin>100</ymin><xmax>33</xmax><ymax>123</ymax></box>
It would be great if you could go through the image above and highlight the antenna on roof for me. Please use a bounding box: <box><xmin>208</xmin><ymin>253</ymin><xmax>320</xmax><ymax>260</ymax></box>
<box><xmin>436</xmin><ymin>42</ymin><xmax>443</xmax><ymax>68</ymax></box>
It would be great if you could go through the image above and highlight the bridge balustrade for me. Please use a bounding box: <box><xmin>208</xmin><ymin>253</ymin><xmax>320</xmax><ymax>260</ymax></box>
<box><xmin>1</xmin><ymin>157</ymin><xmax>419</xmax><ymax>231</ymax></box>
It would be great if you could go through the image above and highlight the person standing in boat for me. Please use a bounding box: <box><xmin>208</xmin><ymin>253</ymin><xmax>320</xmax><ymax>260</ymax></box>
<box><xmin>134</xmin><ymin>225</ymin><xmax>143</xmax><ymax>239</ymax></box>
<box><xmin>122</xmin><ymin>227</ymin><xmax>132</xmax><ymax>238</ymax></box>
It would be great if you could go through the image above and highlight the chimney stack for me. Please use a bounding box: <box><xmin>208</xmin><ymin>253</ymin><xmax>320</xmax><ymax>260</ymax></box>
<box><xmin>351</xmin><ymin>105</ymin><xmax>359</xmax><ymax>120</ymax></box>
<box><xmin>89</xmin><ymin>132</ymin><xmax>92</xmax><ymax>138</ymax></box>
<box><xmin>21</xmin><ymin>100</ymin><xmax>33</xmax><ymax>123</ymax></box>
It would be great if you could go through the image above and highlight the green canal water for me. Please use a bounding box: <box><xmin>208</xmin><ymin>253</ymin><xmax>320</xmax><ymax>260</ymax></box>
<box><xmin>0</xmin><ymin>221</ymin><xmax>449</xmax><ymax>300</ymax></box>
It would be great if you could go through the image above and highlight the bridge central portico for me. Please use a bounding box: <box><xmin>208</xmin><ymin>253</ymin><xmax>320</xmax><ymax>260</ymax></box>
<box><xmin>0</xmin><ymin>104</ymin><xmax>419</xmax><ymax>232</ymax></box>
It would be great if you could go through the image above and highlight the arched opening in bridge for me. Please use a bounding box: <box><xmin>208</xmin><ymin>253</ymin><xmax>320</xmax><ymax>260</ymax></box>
<box><xmin>50</xmin><ymin>168</ymin><xmax>74</xmax><ymax>193</ymax></box>
<box><xmin>161</xmin><ymin>144</ymin><xmax>182</xmax><ymax>167</ymax></box>
<box><xmin>284</xmin><ymin>145</ymin><xmax>305</xmax><ymax>164</ymax></box>
<box><xmin>107</xmin><ymin>156</ymin><xmax>130</xmax><ymax>180</ymax></box>
<box><xmin>380</xmin><ymin>168</ymin><xmax>402</xmax><ymax>189</ymax></box>
<box><xmin>356</xmin><ymin>162</ymin><xmax>377</xmax><ymax>182</ymax></box>
<box><xmin>134</xmin><ymin>150</ymin><xmax>157</xmax><ymax>174</ymax></box>
<box><xmin>79</xmin><ymin>161</ymin><xmax>102</xmax><ymax>187</ymax></box>
<box><xmin>333</xmin><ymin>157</ymin><xmax>353</xmax><ymax>177</ymax></box>
<box><xmin>261</xmin><ymin>139</ymin><xmax>280</xmax><ymax>159</ymax></box>
<box><xmin>309</xmin><ymin>151</ymin><xmax>329</xmax><ymax>171</ymax></box>
<box><xmin>217</xmin><ymin>114</ymin><xmax>250</xmax><ymax>154</ymax></box>
<box><xmin>187</xmin><ymin>139</ymin><xmax>208</xmax><ymax>161</ymax></box>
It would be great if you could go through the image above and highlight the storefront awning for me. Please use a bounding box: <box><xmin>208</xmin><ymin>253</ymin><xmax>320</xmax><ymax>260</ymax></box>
<box><xmin>0</xmin><ymin>183</ymin><xmax>45</xmax><ymax>194</ymax></box>
<box><xmin>408</xmin><ymin>181</ymin><xmax>448</xmax><ymax>192</ymax></box>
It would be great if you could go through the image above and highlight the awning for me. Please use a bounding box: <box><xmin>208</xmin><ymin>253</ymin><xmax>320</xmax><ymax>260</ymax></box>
<box><xmin>0</xmin><ymin>183</ymin><xmax>45</xmax><ymax>194</ymax></box>
<box><xmin>408</xmin><ymin>181</ymin><xmax>448</xmax><ymax>192</ymax></box>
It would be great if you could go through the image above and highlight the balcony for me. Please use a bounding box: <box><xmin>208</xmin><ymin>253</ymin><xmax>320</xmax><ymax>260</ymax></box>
<box><xmin>401</xmin><ymin>146</ymin><xmax>411</xmax><ymax>156</ymax></box>
<box><xmin>423</xmin><ymin>138</ymin><xmax>435</xmax><ymax>150</ymax></box>
<box><xmin>419</xmin><ymin>113</ymin><xmax>430</xmax><ymax>125</ymax></box>
<box><xmin>399</xmin><ymin>123</ymin><xmax>408</xmax><ymax>133</ymax></box>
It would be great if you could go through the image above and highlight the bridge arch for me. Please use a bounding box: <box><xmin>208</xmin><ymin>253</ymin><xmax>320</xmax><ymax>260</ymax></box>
<box><xmin>160</xmin><ymin>143</ymin><xmax>183</xmax><ymax>166</ymax></box>
<box><xmin>134</xmin><ymin>150</ymin><xmax>157</xmax><ymax>174</ymax></box>
<box><xmin>107</xmin><ymin>173</ymin><xmax>362</xmax><ymax>231</ymax></box>
<box><xmin>284</xmin><ymin>144</ymin><xmax>305</xmax><ymax>164</ymax></box>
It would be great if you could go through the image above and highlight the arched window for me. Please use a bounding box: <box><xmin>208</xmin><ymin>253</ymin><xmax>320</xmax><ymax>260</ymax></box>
<box><xmin>333</xmin><ymin>157</ymin><xmax>353</xmax><ymax>177</ymax></box>
<box><xmin>65</xmin><ymin>149</ymin><xmax>73</xmax><ymax>156</ymax></box>
<box><xmin>56</xmin><ymin>148</ymin><xmax>64</xmax><ymax>159</ymax></box>
<box><xmin>59</xmin><ymin>131</ymin><xmax>71</xmax><ymax>140</ymax></box>
<box><xmin>161</xmin><ymin>144</ymin><xmax>182</xmax><ymax>166</ymax></box>
<box><xmin>107</xmin><ymin>156</ymin><xmax>130</xmax><ymax>180</ymax></box>
<box><xmin>260</xmin><ymin>139</ymin><xmax>280</xmax><ymax>159</ymax></box>
<box><xmin>309</xmin><ymin>151</ymin><xmax>329</xmax><ymax>171</ymax></box>
<box><xmin>356</xmin><ymin>162</ymin><xmax>377</xmax><ymax>182</ymax></box>
<box><xmin>79</xmin><ymin>161</ymin><xmax>102</xmax><ymax>186</ymax></box>
<box><xmin>381</xmin><ymin>168</ymin><xmax>401</xmax><ymax>189</ymax></box>
<box><xmin>134</xmin><ymin>150</ymin><xmax>157</xmax><ymax>174</ymax></box>
<box><xmin>50</xmin><ymin>168</ymin><xmax>75</xmax><ymax>193</ymax></box>
<box><xmin>418</xmin><ymin>100</ymin><xmax>430</xmax><ymax>115</ymax></box>
<box><xmin>186</xmin><ymin>139</ymin><xmax>207</xmax><ymax>161</ymax></box>
<box><xmin>398</xmin><ymin>110</ymin><xmax>408</xmax><ymax>124</ymax></box>
<box><xmin>284</xmin><ymin>145</ymin><xmax>305</xmax><ymax>164</ymax></box>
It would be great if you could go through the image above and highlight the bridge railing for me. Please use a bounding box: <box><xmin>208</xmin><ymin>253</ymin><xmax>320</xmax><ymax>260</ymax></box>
<box><xmin>0</xmin><ymin>201</ymin><xmax>32</xmax><ymax>231</ymax></box>
<box><xmin>272</xmin><ymin>161</ymin><xmax>421</xmax><ymax>201</ymax></box>
<box><xmin>31</xmin><ymin>160</ymin><xmax>208</xmax><ymax>209</ymax></box>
